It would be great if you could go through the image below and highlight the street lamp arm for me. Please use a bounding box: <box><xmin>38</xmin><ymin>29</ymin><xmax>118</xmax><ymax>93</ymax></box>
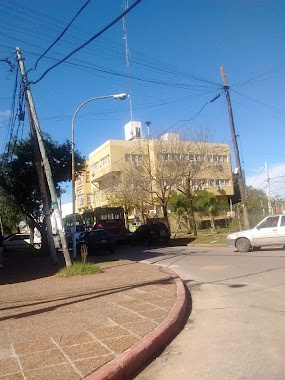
<box><xmin>72</xmin><ymin>93</ymin><xmax>127</xmax><ymax>123</ymax></box>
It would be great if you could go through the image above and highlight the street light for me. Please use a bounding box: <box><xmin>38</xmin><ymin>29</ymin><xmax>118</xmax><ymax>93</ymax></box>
<box><xmin>71</xmin><ymin>93</ymin><xmax>127</xmax><ymax>259</ymax></box>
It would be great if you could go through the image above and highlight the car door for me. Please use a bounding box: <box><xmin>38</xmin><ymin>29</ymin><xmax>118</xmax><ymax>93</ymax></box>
<box><xmin>278</xmin><ymin>215</ymin><xmax>285</xmax><ymax>244</ymax></box>
<box><xmin>252</xmin><ymin>216</ymin><xmax>280</xmax><ymax>246</ymax></box>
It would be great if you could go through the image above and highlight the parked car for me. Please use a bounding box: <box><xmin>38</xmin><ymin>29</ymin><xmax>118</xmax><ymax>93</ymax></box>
<box><xmin>77</xmin><ymin>229</ymin><xmax>115</xmax><ymax>254</ymax></box>
<box><xmin>128</xmin><ymin>222</ymin><xmax>170</xmax><ymax>245</ymax></box>
<box><xmin>3</xmin><ymin>233</ymin><xmax>42</xmax><ymax>251</ymax></box>
<box><xmin>227</xmin><ymin>214</ymin><xmax>285</xmax><ymax>252</ymax></box>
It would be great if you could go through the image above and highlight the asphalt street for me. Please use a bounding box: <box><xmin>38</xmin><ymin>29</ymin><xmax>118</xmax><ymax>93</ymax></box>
<box><xmin>122</xmin><ymin>244</ymin><xmax>285</xmax><ymax>380</ymax></box>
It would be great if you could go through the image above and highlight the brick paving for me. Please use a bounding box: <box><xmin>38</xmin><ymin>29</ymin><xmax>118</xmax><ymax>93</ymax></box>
<box><xmin>0</xmin><ymin>251</ymin><xmax>179</xmax><ymax>380</ymax></box>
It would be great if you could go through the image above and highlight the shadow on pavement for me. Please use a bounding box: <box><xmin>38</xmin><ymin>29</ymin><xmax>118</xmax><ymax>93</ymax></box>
<box><xmin>0</xmin><ymin>251</ymin><xmax>66</xmax><ymax>284</ymax></box>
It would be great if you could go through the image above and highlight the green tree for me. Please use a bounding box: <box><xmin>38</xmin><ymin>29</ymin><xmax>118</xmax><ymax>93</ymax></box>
<box><xmin>0</xmin><ymin>134</ymin><xmax>85</xmax><ymax>243</ymax></box>
<box><xmin>245</xmin><ymin>186</ymin><xmax>268</xmax><ymax>226</ymax></box>
<box><xmin>193</xmin><ymin>190</ymin><xmax>228</xmax><ymax>231</ymax></box>
<box><xmin>0</xmin><ymin>192</ymin><xmax>24</xmax><ymax>234</ymax></box>
<box><xmin>168</xmin><ymin>191</ymin><xmax>190</xmax><ymax>234</ymax></box>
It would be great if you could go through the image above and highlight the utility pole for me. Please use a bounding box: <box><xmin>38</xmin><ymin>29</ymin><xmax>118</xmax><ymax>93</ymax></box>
<box><xmin>265</xmin><ymin>162</ymin><xmax>273</xmax><ymax>215</ymax></box>
<box><xmin>220</xmin><ymin>66</ymin><xmax>250</xmax><ymax>230</ymax></box>
<box><xmin>27</xmin><ymin>105</ymin><xmax>58</xmax><ymax>264</ymax></box>
<box><xmin>145</xmin><ymin>121</ymin><xmax>154</xmax><ymax>208</ymax></box>
<box><xmin>15</xmin><ymin>47</ymin><xmax>71</xmax><ymax>267</ymax></box>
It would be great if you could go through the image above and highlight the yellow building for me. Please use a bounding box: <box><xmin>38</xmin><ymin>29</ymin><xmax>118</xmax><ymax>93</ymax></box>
<box><xmin>74</xmin><ymin>161</ymin><xmax>91</xmax><ymax>213</ymax></box>
<box><xmin>75</xmin><ymin>130</ymin><xmax>234</xmax><ymax>229</ymax></box>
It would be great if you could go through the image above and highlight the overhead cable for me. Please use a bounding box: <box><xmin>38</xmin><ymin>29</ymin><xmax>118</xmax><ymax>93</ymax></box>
<box><xmin>29</xmin><ymin>0</ymin><xmax>143</xmax><ymax>85</ymax></box>
<box><xmin>29</xmin><ymin>0</ymin><xmax>93</xmax><ymax>73</ymax></box>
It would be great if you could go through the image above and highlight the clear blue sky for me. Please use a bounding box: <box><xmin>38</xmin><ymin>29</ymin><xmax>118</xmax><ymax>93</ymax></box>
<box><xmin>1</xmin><ymin>0</ymin><xmax>284</xmax><ymax>201</ymax></box>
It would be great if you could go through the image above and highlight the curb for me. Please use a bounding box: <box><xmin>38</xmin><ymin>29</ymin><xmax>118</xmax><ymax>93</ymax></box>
<box><xmin>83</xmin><ymin>270</ymin><xmax>188</xmax><ymax>380</ymax></box>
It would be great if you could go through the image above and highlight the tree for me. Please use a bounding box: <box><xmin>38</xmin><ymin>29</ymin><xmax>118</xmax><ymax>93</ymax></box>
<box><xmin>0</xmin><ymin>192</ymin><xmax>24</xmax><ymax>234</ymax></box>
<box><xmin>0</xmin><ymin>134</ymin><xmax>85</xmax><ymax>249</ymax></box>
<box><xmin>174</xmin><ymin>128</ymin><xmax>228</xmax><ymax>236</ymax></box>
<box><xmin>126</xmin><ymin>138</ymin><xmax>185</xmax><ymax>231</ymax></box>
<box><xmin>169</xmin><ymin>191</ymin><xmax>190</xmax><ymax>235</ymax></box>
<box><xmin>193</xmin><ymin>190</ymin><xmax>228</xmax><ymax>231</ymax></box>
<box><xmin>104</xmin><ymin>171</ymin><xmax>143</xmax><ymax>227</ymax></box>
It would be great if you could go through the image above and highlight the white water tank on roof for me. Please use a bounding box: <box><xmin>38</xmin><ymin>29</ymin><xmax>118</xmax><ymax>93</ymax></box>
<box><xmin>124</xmin><ymin>121</ymin><xmax>142</xmax><ymax>141</ymax></box>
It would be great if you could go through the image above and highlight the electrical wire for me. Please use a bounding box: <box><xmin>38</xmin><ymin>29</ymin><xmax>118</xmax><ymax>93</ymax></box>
<box><xmin>247</xmin><ymin>167</ymin><xmax>265</xmax><ymax>187</ymax></box>
<box><xmin>232</xmin><ymin>62</ymin><xmax>285</xmax><ymax>90</ymax></box>
<box><xmin>29</xmin><ymin>0</ymin><xmax>93</xmax><ymax>73</ymax></box>
<box><xmin>1</xmin><ymin>63</ymin><xmax>19</xmax><ymax>161</ymax></box>
<box><xmin>231</xmin><ymin>89</ymin><xmax>285</xmax><ymax>115</ymax></box>
<box><xmin>0</xmin><ymin>1</ymin><xmax>221</xmax><ymax>88</ymax></box>
<box><xmin>5</xmin><ymin>42</ymin><xmax>218</xmax><ymax>92</ymax></box>
<box><xmin>29</xmin><ymin>0</ymin><xmax>143</xmax><ymax>85</ymax></box>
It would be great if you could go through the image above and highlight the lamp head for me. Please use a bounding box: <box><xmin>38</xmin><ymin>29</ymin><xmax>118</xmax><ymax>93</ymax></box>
<box><xmin>113</xmin><ymin>93</ymin><xmax>127</xmax><ymax>100</ymax></box>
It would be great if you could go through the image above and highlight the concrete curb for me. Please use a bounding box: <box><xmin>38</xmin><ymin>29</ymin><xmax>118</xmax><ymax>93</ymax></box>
<box><xmin>83</xmin><ymin>269</ymin><xmax>188</xmax><ymax>380</ymax></box>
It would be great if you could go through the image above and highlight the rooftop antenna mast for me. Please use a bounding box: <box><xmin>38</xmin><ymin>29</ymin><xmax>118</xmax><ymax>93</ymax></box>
<box><xmin>122</xmin><ymin>0</ymin><xmax>133</xmax><ymax>121</ymax></box>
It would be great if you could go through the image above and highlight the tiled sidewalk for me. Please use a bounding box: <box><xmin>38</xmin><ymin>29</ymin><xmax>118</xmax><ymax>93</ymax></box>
<box><xmin>0</xmin><ymin>254</ymin><xmax>180</xmax><ymax>380</ymax></box>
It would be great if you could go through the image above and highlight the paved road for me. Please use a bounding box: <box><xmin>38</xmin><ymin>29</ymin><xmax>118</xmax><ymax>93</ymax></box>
<box><xmin>122</xmin><ymin>244</ymin><xmax>285</xmax><ymax>380</ymax></box>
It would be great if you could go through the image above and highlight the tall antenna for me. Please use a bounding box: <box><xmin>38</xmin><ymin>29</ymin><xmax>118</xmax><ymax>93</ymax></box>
<box><xmin>122</xmin><ymin>0</ymin><xmax>133</xmax><ymax>121</ymax></box>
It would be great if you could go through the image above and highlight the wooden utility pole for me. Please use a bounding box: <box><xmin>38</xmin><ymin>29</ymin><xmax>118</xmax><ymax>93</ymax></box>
<box><xmin>27</xmin><ymin>105</ymin><xmax>58</xmax><ymax>264</ymax></box>
<box><xmin>220</xmin><ymin>66</ymin><xmax>250</xmax><ymax>230</ymax></box>
<box><xmin>16</xmin><ymin>47</ymin><xmax>71</xmax><ymax>267</ymax></box>
<box><xmin>265</xmin><ymin>162</ymin><xmax>273</xmax><ymax>215</ymax></box>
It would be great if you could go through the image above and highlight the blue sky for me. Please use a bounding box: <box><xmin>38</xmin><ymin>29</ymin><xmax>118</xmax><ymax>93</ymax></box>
<box><xmin>1</xmin><ymin>0</ymin><xmax>284</xmax><ymax>202</ymax></box>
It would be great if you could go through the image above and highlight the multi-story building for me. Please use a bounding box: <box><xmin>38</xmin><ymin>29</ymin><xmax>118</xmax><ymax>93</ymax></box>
<box><xmin>75</xmin><ymin>121</ymin><xmax>234</xmax><ymax>228</ymax></box>
<box><xmin>74</xmin><ymin>162</ymin><xmax>91</xmax><ymax>213</ymax></box>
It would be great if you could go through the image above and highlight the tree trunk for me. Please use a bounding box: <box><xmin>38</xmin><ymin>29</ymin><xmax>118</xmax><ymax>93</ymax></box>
<box><xmin>210</xmin><ymin>215</ymin><xmax>215</xmax><ymax>232</ymax></box>
<box><xmin>162</xmin><ymin>204</ymin><xmax>170</xmax><ymax>232</ymax></box>
<box><xmin>187</xmin><ymin>199</ymin><xmax>197</xmax><ymax>236</ymax></box>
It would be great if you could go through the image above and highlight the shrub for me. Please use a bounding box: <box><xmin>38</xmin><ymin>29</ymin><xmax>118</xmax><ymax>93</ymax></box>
<box><xmin>57</xmin><ymin>262</ymin><xmax>102</xmax><ymax>277</ymax></box>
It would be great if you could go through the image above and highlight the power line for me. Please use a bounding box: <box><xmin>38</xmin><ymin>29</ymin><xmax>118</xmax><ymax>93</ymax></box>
<box><xmin>0</xmin><ymin>1</ymin><xmax>221</xmax><ymax>88</ymax></box>
<box><xmin>232</xmin><ymin>89</ymin><xmax>285</xmax><ymax>115</ymax></box>
<box><xmin>247</xmin><ymin>167</ymin><xmax>265</xmax><ymax>187</ymax></box>
<box><xmin>29</xmin><ymin>0</ymin><xmax>93</xmax><ymax>73</ymax></box>
<box><xmin>29</xmin><ymin>0</ymin><xmax>143</xmax><ymax>85</ymax></box>
<box><xmin>232</xmin><ymin>62</ymin><xmax>285</xmax><ymax>89</ymax></box>
<box><xmin>5</xmin><ymin>42</ymin><xmax>218</xmax><ymax>92</ymax></box>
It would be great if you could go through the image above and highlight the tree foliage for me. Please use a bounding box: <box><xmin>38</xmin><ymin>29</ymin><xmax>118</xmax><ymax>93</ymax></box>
<box><xmin>0</xmin><ymin>192</ymin><xmax>24</xmax><ymax>234</ymax></box>
<box><xmin>0</xmin><ymin>134</ymin><xmax>85</xmax><ymax>232</ymax></box>
<box><xmin>193</xmin><ymin>190</ymin><xmax>228</xmax><ymax>231</ymax></box>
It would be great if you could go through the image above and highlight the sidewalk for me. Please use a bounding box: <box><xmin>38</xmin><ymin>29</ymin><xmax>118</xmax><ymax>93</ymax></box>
<box><xmin>0</xmin><ymin>250</ymin><xmax>188</xmax><ymax>380</ymax></box>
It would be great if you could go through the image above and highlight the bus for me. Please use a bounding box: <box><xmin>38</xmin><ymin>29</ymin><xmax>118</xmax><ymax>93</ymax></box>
<box><xmin>82</xmin><ymin>207</ymin><xmax>127</xmax><ymax>242</ymax></box>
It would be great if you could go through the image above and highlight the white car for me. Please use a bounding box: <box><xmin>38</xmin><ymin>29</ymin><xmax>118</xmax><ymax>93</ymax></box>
<box><xmin>227</xmin><ymin>214</ymin><xmax>285</xmax><ymax>252</ymax></box>
<box><xmin>3</xmin><ymin>233</ymin><xmax>42</xmax><ymax>251</ymax></box>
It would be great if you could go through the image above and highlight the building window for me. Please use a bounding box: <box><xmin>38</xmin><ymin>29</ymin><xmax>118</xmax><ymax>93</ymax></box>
<box><xmin>207</xmin><ymin>154</ymin><xmax>229</xmax><ymax>163</ymax></box>
<box><xmin>125</xmin><ymin>153</ymin><xmax>144</xmax><ymax>165</ymax></box>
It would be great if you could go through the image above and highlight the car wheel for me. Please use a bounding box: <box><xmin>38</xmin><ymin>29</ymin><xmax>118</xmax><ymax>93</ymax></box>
<box><xmin>236</xmin><ymin>238</ymin><xmax>251</xmax><ymax>253</ymax></box>
<box><xmin>34</xmin><ymin>243</ymin><xmax>41</xmax><ymax>250</ymax></box>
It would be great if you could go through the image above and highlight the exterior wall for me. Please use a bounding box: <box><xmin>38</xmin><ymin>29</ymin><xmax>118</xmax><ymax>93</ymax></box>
<box><xmin>89</xmin><ymin>139</ymin><xmax>149</xmax><ymax>207</ymax></box>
